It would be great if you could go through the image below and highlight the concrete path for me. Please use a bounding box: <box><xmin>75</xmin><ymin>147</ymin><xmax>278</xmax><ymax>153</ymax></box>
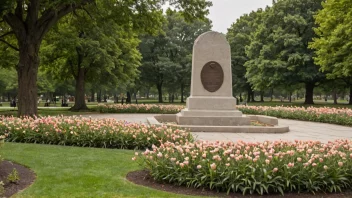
<box><xmin>85</xmin><ymin>114</ymin><xmax>352</xmax><ymax>143</ymax></box>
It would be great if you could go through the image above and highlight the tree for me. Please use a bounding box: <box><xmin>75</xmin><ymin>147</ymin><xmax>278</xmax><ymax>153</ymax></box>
<box><xmin>139</xmin><ymin>34</ymin><xmax>177</xmax><ymax>103</ymax></box>
<box><xmin>139</xmin><ymin>10</ymin><xmax>211</xmax><ymax>103</ymax></box>
<box><xmin>41</xmin><ymin>8</ymin><xmax>141</xmax><ymax>110</ymax></box>
<box><xmin>310</xmin><ymin>0</ymin><xmax>352</xmax><ymax>104</ymax></box>
<box><xmin>165</xmin><ymin>10</ymin><xmax>211</xmax><ymax>102</ymax></box>
<box><xmin>0</xmin><ymin>0</ymin><xmax>212</xmax><ymax>116</ymax></box>
<box><xmin>227</xmin><ymin>10</ymin><xmax>264</xmax><ymax>102</ymax></box>
<box><xmin>244</xmin><ymin>0</ymin><xmax>325</xmax><ymax>104</ymax></box>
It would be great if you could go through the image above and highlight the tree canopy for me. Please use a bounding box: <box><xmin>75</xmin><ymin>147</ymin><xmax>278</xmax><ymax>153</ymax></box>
<box><xmin>228</xmin><ymin>0</ymin><xmax>326</xmax><ymax>104</ymax></box>
<box><xmin>310</xmin><ymin>0</ymin><xmax>352</xmax><ymax>79</ymax></box>
<box><xmin>139</xmin><ymin>9</ymin><xmax>211</xmax><ymax>102</ymax></box>
<box><xmin>0</xmin><ymin>0</ymin><xmax>212</xmax><ymax>116</ymax></box>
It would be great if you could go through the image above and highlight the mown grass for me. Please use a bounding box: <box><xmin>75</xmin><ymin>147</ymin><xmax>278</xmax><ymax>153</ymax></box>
<box><xmin>1</xmin><ymin>143</ymin><xmax>199</xmax><ymax>198</ymax></box>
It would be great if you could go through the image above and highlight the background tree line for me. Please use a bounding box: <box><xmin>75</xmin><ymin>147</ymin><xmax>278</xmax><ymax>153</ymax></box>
<box><xmin>1</xmin><ymin>0</ymin><xmax>352</xmax><ymax>117</ymax></box>
<box><xmin>0</xmin><ymin>0</ymin><xmax>212</xmax><ymax>116</ymax></box>
<box><xmin>227</xmin><ymin>0</ymin><xmax>352</xmax><ymax>105</ymax></box>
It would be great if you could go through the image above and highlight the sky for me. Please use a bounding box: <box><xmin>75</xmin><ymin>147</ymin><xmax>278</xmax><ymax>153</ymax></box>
<box><xmin>209</xmin><ymin>0</ymin><xmax>273</xmax><ymax>33</ymax></box>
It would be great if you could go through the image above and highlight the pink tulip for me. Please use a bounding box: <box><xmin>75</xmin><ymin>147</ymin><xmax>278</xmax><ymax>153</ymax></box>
<box><xmin>210</xmin><ymin>163</ymin><xmax>217</xmax><ymax>170</ymax></box>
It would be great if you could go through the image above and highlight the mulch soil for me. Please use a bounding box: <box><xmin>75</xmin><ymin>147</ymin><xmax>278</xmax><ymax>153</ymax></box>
<box><xmin>127</xmin><ymin>170</ymin><xmax>352</xmax><ymax>198</ymax></box>
<box><xmin>0</xmin><ymin>160</ymin><xmax>36</xmax><ymax>198</ymax></box>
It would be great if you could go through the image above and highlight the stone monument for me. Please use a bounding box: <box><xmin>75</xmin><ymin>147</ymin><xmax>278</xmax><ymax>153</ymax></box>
<box><xmin>176</xmin><ymin>31</ymin><xmax>250</xmax><ymax>126</ymax></box>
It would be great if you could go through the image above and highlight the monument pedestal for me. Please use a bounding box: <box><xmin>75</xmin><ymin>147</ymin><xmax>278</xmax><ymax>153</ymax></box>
<box><xmin>149</xmin><ymin>31</ymin><xmax>289</xmax><ymax>133</ymax></box>
<box><xmin>176</xmin><ymin>113</ymin><xmax>250</xmax><ymax>126</ymax></box>
<box><xmin>174</xmin><ymin>31</ymin><xmax>251</xmax><ymax>127</ymax></box>
<box><xmin>176</xmin><ymin>96</ymin><xmax>250</xmax><ymax>126</ymax></box>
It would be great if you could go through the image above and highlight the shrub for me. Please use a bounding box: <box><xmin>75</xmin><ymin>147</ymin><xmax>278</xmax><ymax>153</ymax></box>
<box><xmin>97</xmin><ymin>104</ymin><xmax>184</xmax><ymax>114</ymax></box>
<box><xmin>136</xmin><ymin>140</ymin><xmax>352</xmax><ymax>195</ymax></box>
<box><xmin>7</xmin><ymin>168</ymin><xmax>20</xmax><ymax>184</ymax></box>
<box><xmin>0</xmin><ymin>116</ymin><xmax>193</xmax><ymax>150</ymax></box>
<box><xmin>238</xmin><ymin>105</ymin><xmax>352</xmax><ymax>126</ymax></box>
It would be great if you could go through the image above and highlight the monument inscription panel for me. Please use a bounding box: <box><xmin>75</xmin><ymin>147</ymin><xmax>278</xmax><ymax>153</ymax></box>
<box><xmin>201</xmin><ymin>61</ymin><xmax>224</xmax><ymax>92</ymax></box>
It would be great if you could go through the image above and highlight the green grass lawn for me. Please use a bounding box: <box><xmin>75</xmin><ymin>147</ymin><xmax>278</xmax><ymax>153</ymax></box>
<box><xmin>1</xmin><ymin>143</ymin><xmax>199</xmax><ymax>198</ymax></box>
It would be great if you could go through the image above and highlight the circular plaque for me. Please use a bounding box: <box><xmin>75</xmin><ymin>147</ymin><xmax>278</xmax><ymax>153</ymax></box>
<box><xmin>201</xmin><ymin>61</ymin><xmax>224</xmax><ymax>92</ymax></box>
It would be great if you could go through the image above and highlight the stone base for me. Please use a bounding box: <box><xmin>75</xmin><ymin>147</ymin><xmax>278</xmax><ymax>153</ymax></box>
<box><xmin>148</xmin><ymin>115</ymin><xmax>290</xmax><ymax>133</ymax></box>
<box><xmin>176</xmin><ymin>113</ymin><xmax>250</xmax><ymax>126</ymax></box>
<box><xmin>180</xmin><ymin>108</ymin><xmax>243</xmax><ymax>117</ymax></box>
<box><xmin>187</xmin><ymin>96</ymin><xmax>237</xmax><ymax>110</ymax></box>
<box><xmin>178</xmin><ymin>96</ymin><xmax>246</xmax><ymax>126</ymax></box>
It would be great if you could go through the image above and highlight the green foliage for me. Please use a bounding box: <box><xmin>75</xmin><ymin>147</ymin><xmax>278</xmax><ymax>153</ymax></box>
<box><xmin>138</xmin><ymin>140</ymin><xmax>352</xmax><ymax>195</ymax></box>
<box><xmin>0</xmin><ymin>67</ymin><xmax>17</xmax><ymax>96</ymax></box>
<box><xmin>0</xmin><ymin>24</ymin><xmax>17</xmax><ymax>69</ymax></box>
<box><xmin>0</xmin><ymin>0</ymin><xmax>13</xmax><ymax>15</ymax></box>
<box><xmin>37</xmin><ymin>70</ymin><xmax>56</xmax><ymax>94</ymax></box>
<box><xmin>139</xmin><ymin>10</ymin><xmax>211</xmax><ymax>102</ymax></box>
<box><xmin>227</xmin><ymin>0</ymin><xmax>328</xmax><ymax>104</ymax></box>
<box><xmin>7</xmin><ymin>168</ymin><xmax>20</xmax><ymax>184</ymax></box>
<box><xmin>0</xmin><ymin>116</ymin><xmax>193</xmax><ymax>150</ymax></box>
<box><xmin>245</xmin><ymin>0</ymin><xmax>325</xmax><ymax>90</ymax></box>
<box><xmin>97</xmin><ymin>104</ymin><xmax>184</xmax><ymax>114</ymax></box>
<box><xmin>238</xmin><ymin>105</ymin><xmax>352</xmax><ymax>126</ymax></box>
<box><xmin>41</xmin><ymin>9</ymin><xmax>142</xmax><ymax>84</ymax></box>
<box><xmin>227</xmin><ymin>10</ymin><xmax>262</xmax><ymax>95</ymax></box>
<box><xmin>310</xmin><ymin>0</ymin><xmax>352</xmax><ymax>79</ymax></box>
<box><xmin>0</xmin><ymin>0</ymin><xmax>213</xmax><ymax>116</ymax></box>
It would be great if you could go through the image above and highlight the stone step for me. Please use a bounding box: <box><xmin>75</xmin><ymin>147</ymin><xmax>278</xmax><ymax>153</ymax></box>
<box><xmin>180</xmin><ymin>109</ymin><xmax>243</xmax><ymax>117</ymax></box>
<box><xmin>176</xmin><ymin>113</ymin><xmax>250</xmax><ymax>126</ymax></box>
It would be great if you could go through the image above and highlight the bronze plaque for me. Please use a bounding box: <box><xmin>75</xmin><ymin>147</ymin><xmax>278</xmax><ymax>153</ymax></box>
<box><xmin>201</xmin><ymin>61</ymin><xmax>224</xmax><ymax>92</ymax></box>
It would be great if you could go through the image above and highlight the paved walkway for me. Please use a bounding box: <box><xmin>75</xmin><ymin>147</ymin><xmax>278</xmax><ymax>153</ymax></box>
<box><xmin>85</xmin><ymin>114</ymin><xmax>352</xmax><ymax>143</ymax></box>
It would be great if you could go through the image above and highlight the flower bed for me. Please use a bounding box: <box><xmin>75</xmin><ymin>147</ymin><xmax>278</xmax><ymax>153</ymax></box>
<box><xmin>237</xmin><ymin>105</ymin><xmax>352</xmax><ymax>126</ymax></box>
<box><xmin>97</xmin><ymin>104</ymin><xmax>184</xmax><ymax>114</ymax></box>
<box><xmin>136</xmin><ymin>140</ymin><xmax>352</xmax><ymax>195</ymax></box>
<box><xmin>0</xmin><ymin>116</ymin><xmax>192</xmax><ymax>150</ymax></box>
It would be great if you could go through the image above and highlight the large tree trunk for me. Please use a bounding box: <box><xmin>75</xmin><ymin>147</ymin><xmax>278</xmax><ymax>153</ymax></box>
<box><xmin>17</xmin><ymin>41</ymin><xmax>40</xmax><ymax>117</ymax></box>
<box><xmin>3</xmin><ymin>0</ymin><xmax>85</xmax><ymax>116</ymax></box>
<box><xmin>333</xmin><ymin>90</ymin><xmax>338</xmax><ymax>105</ymax></box>
<box><xmin>250</xmin><ymin>91</ymin><xmax>255</xmax><ymax>102</ymax></box>
<box><xmin>247</xmin><ymin>89</ymin><xmax>251</xmax><ymax>103</ymax></box>
<box><xmin>126</xmin><ymin>92</ymin><xmax>131</xmax><ymax>104</ymax></box>
<box><xmin>146</xmin><ymin>88</ymin><xmax>150</xmax><ymax>99</ymax></box>
<box><xmin>304</xmin><ymin>82</ymin><xmax>315</xmax><ymax>104</ymax></box>
<box><xmin>157</xmin><ymin>84</ymin><xmax>163</xmax><ymax>103</ymax></box>
<box><xmin>71</xmin><ymin>68</ymin><xmax>88</xmax><ymax>111</ymax></box>
<box><xmin>260</xmin><ymin>91</ymin><xmax>264</xmax><ymax>102</ymax></box>
<box><xmin>289</xmin><ymin>91</ymin><xmax>292</xmax><ymax>103</ymax></box>
<box><xmin>181</xmin><ymin>83</ymin><xmax>185</xmax><ymax>103</ymax></box>
<box><xmin>349</xmin><ymin>85</ymin><xmax>352</xmax><ymax>105</ymax></box>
